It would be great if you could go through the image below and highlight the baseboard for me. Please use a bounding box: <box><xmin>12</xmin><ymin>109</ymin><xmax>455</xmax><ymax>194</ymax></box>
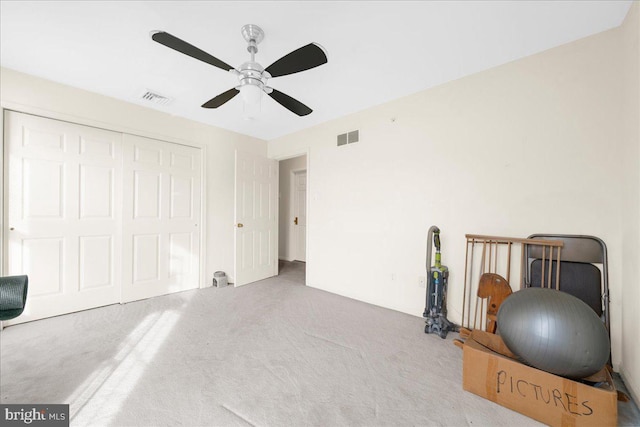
<box><xmin>620</xmin><ymin>366</ymin><xmax>640</xmax><ymax>405</ymax></box>
<box><xmin>279</xmin><ymin>256</ymin><xmax>294</xmax><ymax>262</ymax></box>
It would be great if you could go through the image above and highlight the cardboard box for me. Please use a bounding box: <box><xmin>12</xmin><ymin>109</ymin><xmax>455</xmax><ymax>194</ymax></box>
<box><xmin>463</xmin><ymin>336</ymin><xmax>617</xmax><ymax>427</ymax></box>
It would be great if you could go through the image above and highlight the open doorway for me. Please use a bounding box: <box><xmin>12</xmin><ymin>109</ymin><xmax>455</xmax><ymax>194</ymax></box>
<box><xmin>292</xmin><ymin>170</ymin><xmax>307</xmax><ymax>262</ymax></box>
<box><xmin>278</xmin><ymin>154</ymin><xmax>307</xmax><ymax>283</ymax></box>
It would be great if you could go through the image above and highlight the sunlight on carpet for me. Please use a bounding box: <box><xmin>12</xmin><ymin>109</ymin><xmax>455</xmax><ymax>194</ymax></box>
<box><xmin>68</xmin><ymin>310</ymin><xmax>180</xmax><ymax>425</ymax></box>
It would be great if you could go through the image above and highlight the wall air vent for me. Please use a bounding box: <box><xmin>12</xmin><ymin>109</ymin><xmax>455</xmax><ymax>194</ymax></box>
<box><xmin>337</xmin><ymin>130</ymin><xmax>359</xmax><ymax>146</ymax></box>
<box><xmin>139</xmin><ymin>90</ymin><xmax>172</xmax><ymax>106</ymax></box>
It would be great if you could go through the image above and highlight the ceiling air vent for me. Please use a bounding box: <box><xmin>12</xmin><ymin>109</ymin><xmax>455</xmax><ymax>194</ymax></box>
<box><xmin>337</xmin><ymin>130</ymin><xmax>359</xmax><ymax>146</ymax></box>
<box><xmin>139</xmin><ymin>90</ymin><xmax>172</xmax><ymax>106</ymax></box>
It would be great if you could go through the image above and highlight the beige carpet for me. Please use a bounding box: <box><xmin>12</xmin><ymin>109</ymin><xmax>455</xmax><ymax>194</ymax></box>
<box><xmin>0</xmin><ymin>261</ymin><xmax>636</xmax><ymax>426</ymax></box>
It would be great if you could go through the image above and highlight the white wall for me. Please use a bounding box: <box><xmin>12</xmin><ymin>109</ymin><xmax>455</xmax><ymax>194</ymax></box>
<box><xmin>269</xmin><ymin>23</ymin><xmax>632</xmax><ymax>379</ymax></box>
<box><xmin>620</xmin><ymin>2</ymin><xmax>640</xmax><ymax>403</ymax></box>
<box><xmin>278</xmin><ymin>155</ymin><xmax>307</xmax><ymax>261</ymax></box>
<box><xmin>0</xmin><ymin>67</ymin><xmax>267</xmax><ymax>285</ymax></box>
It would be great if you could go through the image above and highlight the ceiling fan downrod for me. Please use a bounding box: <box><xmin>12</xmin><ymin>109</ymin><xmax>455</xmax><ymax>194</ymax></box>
<box><xmin>241</xmin><ymin>24</ymin><xmax>264</xmax><ymax>62</ymax></box>
<box><xmin>238</xmin><ymin>25</ymin><xmax>270</xmax><ymax>95</ymax></box>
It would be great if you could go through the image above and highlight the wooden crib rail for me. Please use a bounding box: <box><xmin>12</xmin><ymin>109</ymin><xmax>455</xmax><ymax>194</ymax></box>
<box><xmin>461</xmin><ymin>234</ymin><xmax>564</xmax><ymax>332</ymax></box>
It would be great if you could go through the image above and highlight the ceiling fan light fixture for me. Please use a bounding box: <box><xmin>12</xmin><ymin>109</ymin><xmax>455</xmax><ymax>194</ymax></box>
<box><xmin>240</xmin><ymin>82</ymin><xmax>263</xmax><ymax>105</ymax></box>
<box><xmin>240</xmin><ymin>83</ymin><xmax>262</xmax><ymax>119</ymax></box>
<box><xmin>243</xmin><ymin>102</ymin><xmax>261</xmax><ymax>120</ymax></box>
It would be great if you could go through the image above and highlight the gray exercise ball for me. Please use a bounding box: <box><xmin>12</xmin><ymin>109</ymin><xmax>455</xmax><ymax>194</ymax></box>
<box><xmin>497</xmin><ymin>287</ymin><xmax>609</xmax><ymax>379</ymax></box>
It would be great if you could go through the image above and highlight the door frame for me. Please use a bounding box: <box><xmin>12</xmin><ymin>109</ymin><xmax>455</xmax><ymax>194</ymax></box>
<box><xmin>290</xmin><ymin>168</ymin><xmax>307</xmax><ymax>262</ymax></box>
<box><xmin>0</xmin><ymin>110</ymin><xmax>4</xmax><ymax>277</ymax></box>
<box><xmin>1</xmin><ymin>104</ymin><xmax>207</xmax><ymax>295</ymax></box>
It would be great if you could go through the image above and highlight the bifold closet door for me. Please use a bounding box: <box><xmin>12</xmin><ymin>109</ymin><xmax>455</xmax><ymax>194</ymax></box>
<box><xmin>121</xmin><ymin>134</ymin><xmax>201</xmax><ymax>302</ymax></box>
<box><xmin>4</xmin><ymin>111</ymin><xmax>123</xmax><ymax>324</ymax></box>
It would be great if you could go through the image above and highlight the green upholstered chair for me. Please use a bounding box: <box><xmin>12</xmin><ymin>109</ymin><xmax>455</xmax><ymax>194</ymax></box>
<box><xmin>0</xmin><ymin>275</ymin><xmax>28</xmax><ymax>321</ymax></box>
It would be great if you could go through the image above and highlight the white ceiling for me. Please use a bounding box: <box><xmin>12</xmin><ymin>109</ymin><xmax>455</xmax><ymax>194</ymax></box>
<box><xmin>0</xmin><ymin>1</ymin><xmax>632</xmax><ymax>141</ymax></box>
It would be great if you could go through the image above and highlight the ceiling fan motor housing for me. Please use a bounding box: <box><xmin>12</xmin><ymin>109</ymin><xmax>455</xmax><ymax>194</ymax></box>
<box><xmin>237</xmin><ymin>61</ymin><xmax>271</xmax><ymax>93</ymax></box>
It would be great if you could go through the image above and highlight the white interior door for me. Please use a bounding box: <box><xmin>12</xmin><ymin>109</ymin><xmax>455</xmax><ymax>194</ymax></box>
<box><xmin>293</xmin><ymin>170</ymin><xmax>307</xmax><ymax>262</ymax></box>
<box><xmin>122</xmin><ymin>134</ymin><xmax>201</xmax><ymax>302</ymax></box>
<box><xmin>235</xmin><ymin>151</ymin><xmax>278</xmax><ymax>286</ymax></box>
<box><xmin>4</xmin><ymin>111</ymin><xmax>122</xmax><ymax>324</ymax></box>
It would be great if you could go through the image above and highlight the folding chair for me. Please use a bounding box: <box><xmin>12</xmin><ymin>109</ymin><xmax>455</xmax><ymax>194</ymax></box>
<box><xmin>523</xmin><ymin>234</ymin><xmax>610</xmax><ymax>338</ymax></box>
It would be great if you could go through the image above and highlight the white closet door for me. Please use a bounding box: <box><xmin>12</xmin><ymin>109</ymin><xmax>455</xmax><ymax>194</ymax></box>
<box><xmin>121</xmin><ymin>134</ymin><xmax>201</xmax><ymax>302</ymax></box>
<box><xmin>4</xmin><ymin>111</ymin><xmax>123</xmax><ymax>324</ymax></box>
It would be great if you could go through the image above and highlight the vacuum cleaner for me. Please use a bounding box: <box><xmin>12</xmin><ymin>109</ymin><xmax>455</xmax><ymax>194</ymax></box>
<box><xmin>423</xmin><ymin>225</ymin><xmax>457</xmax><ymax>338</ymax></box>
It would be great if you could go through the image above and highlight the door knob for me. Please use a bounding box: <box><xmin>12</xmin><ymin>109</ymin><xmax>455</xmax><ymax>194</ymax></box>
<box><xmin>294</xmin><ymin>217</ymin><xmax>298</xmax><ymax>225</ymax></box>
<box><xmin>237</xmin><ymin>223</ymin><xmax>244</xmax><ymax>228</ymax></box>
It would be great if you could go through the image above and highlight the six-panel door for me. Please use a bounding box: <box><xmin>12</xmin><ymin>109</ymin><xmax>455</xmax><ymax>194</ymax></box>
<box><xmin>4</xmin><ymin>111</ymin><xmax>123</xmax><ymax>323</ymax></box>
<box><xmin>121</xmin><ymin>134</ymin><xmax>201</xmax><ymax>302</ymax></box>
<box><xmin>234</xmin><ymin>151</ymin><xmax>278</xmax><ymax>286</ymax></box>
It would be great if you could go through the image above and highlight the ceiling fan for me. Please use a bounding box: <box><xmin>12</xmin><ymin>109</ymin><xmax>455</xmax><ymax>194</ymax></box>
<box><xmin>151</xmin><ymin>24</ymin><xmax>327</xmax><ymax>117</ymax></box>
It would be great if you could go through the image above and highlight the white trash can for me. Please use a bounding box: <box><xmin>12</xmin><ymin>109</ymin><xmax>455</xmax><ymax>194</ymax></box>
<box><xmin>213</xmin><ymin>271</ymin><xmax>228</xmax><ymax>287</ymax></box>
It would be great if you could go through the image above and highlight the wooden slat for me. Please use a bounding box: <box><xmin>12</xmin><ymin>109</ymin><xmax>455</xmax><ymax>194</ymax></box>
<box><xmin>547</xmin><ymin>247</ymin><xmax>558</xmax><ymax>289</ymax></box>
<box><xmin>466</xmin><ymin>234</ymin><xmax>563</xmax><ymax>247</ymax></box>
<box><xmin>556</xmin><ymin>247</ymin><xmax>562</xmax><ymax>291</ymax></box>
<box><xmin>520</xmin><ymin>242</ymin><xmax>526</xmax><ymax>289</ymax></box>
<box><xmin>480</xmin><ymin>240</ymin><xmax>487</xmax><ymax>275</ymax></box>
<box><xmin>462</xmin><ymin>240</ymin><xmax>470</xmax><ymax>328</ymax></box>
<box><xmin>467</xmin><ymin>240</ymin><xmax>475</xmax><ymax>328</ymax></box>
<box><xmin>506</xmin><ymin>242</ymin><xmax>512</xmax><ymax>284</ymax></box>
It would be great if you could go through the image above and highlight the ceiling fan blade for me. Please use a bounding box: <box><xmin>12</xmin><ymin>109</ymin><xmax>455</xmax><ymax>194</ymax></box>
<box><xmin>268</xmin><ymin>89</ymin><xmax>312</xmax><ymax>116</ymax></box>
<box><xmin>265</xmin><ymin>43</ymin><xmax>327</xmax><ymax>78</ymax></box>
<box><xmin>201</xmin><ymin>88</ymin><xmax>239</xmax><ymax>108</ymax></box>
<box><xmin>151</xmin><ymin>31</ymin><xmax>234</xmax><ymax>72</ymax></box>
